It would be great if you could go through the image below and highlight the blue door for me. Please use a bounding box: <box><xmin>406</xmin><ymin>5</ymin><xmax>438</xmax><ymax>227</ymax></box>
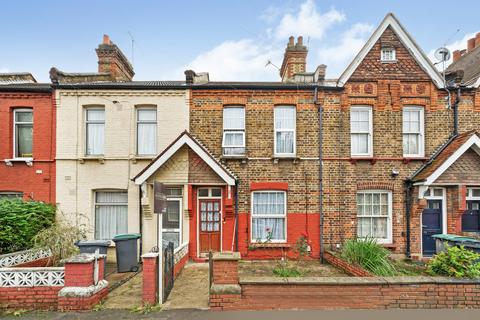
<box><xmin>422</xmin><ymin>200</ymin><xmax>442</xmax><ymax>256</ymax></box>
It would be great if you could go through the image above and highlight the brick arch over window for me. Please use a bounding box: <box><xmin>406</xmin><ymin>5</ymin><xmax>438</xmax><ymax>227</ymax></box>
<box><xmin>357</xmin><ymin>182</ymin><xmax>395</xmax><ymax>191</ymax></box>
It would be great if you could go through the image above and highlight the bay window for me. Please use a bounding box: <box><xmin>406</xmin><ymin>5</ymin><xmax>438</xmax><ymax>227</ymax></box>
<box><xmin>95</xmin><ymin>191</ymin><xmax>128</xmax><ymax>240</ymax></box>
<box><xmin>137</xmin><ymin>108</ymin><xmax>157</xmax><ymax>155</ymax></box>
<box><xmin>14</xmin><ymin>109</ymin><xmax>33</xmax><ymax>158</ymax></box>
<box><xmin>403</xmin><ymin>106</ymin><xmax>424</xmax><ymax>157</ymax></box>
<box><xmin>251</xmin><ymin>191</ymin><xmax>286</xmax><ymax>242</ymax></box>
<box><xmin>274</xmin><ymin>106</ymin><xmax>296</xmax><ymax>156</ymax></box>
<box><xmin>222</xmin><ymin>106</ymin><xmax>245</xmax><ymax>155</ymax></box>
<box><xmin>350</xmin><ymin>106</ymin><xmax>372</xmax><ymax>156</ymax></box>
<box><xmin>86</xmin><ymin>108</ymin><xmax>105</xmax><ymax>155</ymax></box>
<box><xmin>356</xmin><ymin>190</ymin><xmax>392</xmax><ymax>243</ymax></box>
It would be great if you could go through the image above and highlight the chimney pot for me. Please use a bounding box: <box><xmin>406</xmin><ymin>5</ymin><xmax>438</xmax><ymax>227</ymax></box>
<box><xmin>103</xmin><ymin>34</ymin><xmax>110</xmax><ymax>45</ymax></box>
<box><xmin>475</xmin><ymin>32</ymin><xmax>480</xmax><ymax>48</ymax></box>
<box><xmin>453</xmin><ymin>50</ymin><xmax>461</xmax><ymax>62</ymax></box>
<box><xmin>467</xmin><ymin>38</ymin><xmax>475</xmax><ymax>52</ymax></box>
<box><xmin>297</xmin><ymin>36</ymin><xmax>303</xmax><ymax>46</ymax></box>
<box><xmin>288</xmin><ymin>36</ymin><xmax>294</xmax><ymax>46</ymax></box>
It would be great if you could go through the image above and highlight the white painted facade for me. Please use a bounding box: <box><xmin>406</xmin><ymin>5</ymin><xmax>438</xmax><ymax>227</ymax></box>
<box><xmin>55</xmin><ymin>89</ymin><xmax>190</xmax><ymax>256</ymax></box>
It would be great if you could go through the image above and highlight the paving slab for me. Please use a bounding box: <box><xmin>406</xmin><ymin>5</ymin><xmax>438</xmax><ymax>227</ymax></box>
<box><xmin>162</xmin><ymin>262</ymin><xmax>209</xmax><ymax>310</ymax></box>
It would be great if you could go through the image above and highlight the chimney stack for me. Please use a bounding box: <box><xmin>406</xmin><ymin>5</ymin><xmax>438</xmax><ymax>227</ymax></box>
<box><xmin>452</xmin><ymin>50</ymin><xmax>461</xmax><ymax>62</ymax></box>
<box><xmin>280</xmin><ymin>36</ymin><xmax>308</xmax><ymax>82</ymax></box>
<box><xmin>475</xmin><ymin>32</ymin><xmax>480</xmax><ymax>49</ymax></box>
<box><xmin>467</xmin><ymin>38</ymin><xmax>476</xmax><ymax>52</ymax></box>
<box><xmin>96</xmin><ymin>34</ymin><xmax>134</xmax><ymax>82</ymax></box>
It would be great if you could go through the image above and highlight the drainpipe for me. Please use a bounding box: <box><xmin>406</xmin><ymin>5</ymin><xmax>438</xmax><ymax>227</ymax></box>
<box><xmin>234</xmin><ymin>181</ymin><xmax>239</xmax><ymax>252</ymax></box>
<box><xmin>453</xmin><ymin>87</ymin><xmax>461</xmax><ymax>136</ymax></box>
<box><xmin>404</xmin><ymin>179</ymin><xmax>412</xmax><ymax>258</ymax></box>
<box><xmin>314</xmin><ymin>85</ymin><xmax>324</xmax><ymax>263</ymax></box>
<box><xmin>138</xmin><ymin>186</ymin><xmax>143</xmax><ymax>258</ymax></box>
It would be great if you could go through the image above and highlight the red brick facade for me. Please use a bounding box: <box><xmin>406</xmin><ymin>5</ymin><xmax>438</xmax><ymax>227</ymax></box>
<box><xmin>0</xmin><ymin>90</ymin><xmax>55</xmax><ymax>203</ymax></box>
<box><xmin>189</xmin><ymin>19</ymin><xmax>480</xmax><ymax>260</ymax></box>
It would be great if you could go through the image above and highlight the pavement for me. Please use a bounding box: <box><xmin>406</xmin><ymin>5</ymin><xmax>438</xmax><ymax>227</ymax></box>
<box><xmin>2</xmin><ymin>309</ymin><xmax>480</xmax><ymax>320</ymax></box>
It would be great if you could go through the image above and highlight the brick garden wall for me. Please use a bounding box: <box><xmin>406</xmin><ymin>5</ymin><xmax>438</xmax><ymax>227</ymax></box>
<box><xmin>209</xmin><ymin>252</ymin><xmax>480</xmax><ymax>311</ymax></box>
<box><xmin>323</xmin><ymin>251</ymin><xmax>372</xmax><ymax>277</ymax></box>
<box><xmin>0</xmin><ymin>286</ymin><xmax>62</xmax><ymax>310</ymax></box>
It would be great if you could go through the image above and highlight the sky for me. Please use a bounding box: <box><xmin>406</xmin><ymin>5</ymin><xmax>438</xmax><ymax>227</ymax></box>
<box><xmin>1</xmin><ymin>0</ymin><xmax>479</xmax><ymax>82</ymax></box>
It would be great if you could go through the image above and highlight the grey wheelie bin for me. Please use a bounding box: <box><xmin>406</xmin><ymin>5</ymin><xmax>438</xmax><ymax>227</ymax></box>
<box><xmin>75</xmin><ymin>240</ymin><xmax>110</xmax><ymax>274</ymax></box>
<box><xmin>112</xmin><ymin>233</ymin><xmax>141</xmax><ymax>272</ymax></box>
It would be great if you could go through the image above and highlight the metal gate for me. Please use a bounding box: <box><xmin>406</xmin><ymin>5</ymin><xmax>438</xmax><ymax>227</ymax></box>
<box><xmin>163</xmin><ymin>242</ymin><xmax>174</xmax><ymax>302</ymax></box>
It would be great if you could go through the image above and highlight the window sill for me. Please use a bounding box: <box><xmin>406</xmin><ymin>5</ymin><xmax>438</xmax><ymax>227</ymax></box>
<box><xmin>249</xmin><ymin>243</ymin><xmax>291</xmax><ymax>249</ymax></box>
<box><xmin>131</xmin><ymin>156</ymin><xmax>155</xmax><ymax>163</ymax></box>
<box><xmin>402</xmin><ymin>157</ymin><xmax>429</xmax><ymax>164</ymax></box>
<box><xmin>272</xmin><ymin>155</ymin><xmax>298</xmax><ymax>163</ymax></box>
<box><xmin>349</xmin><ymin>157</ymin><xmax>375</xmax><ymax>165</ymax></box>
<box><xmin>4</xmin><ymin>158</ymin><xmax>33</xmax><ymax>166</ymax></box>
<box><xmin>79</xmin><ymin>157</ymin><xmax>105</xmax><ymax>164</ymax></box>
<box><xmin>221</xmin><ymin>155</ymin><xmax>248</xmax><ymax>160</ymax></box>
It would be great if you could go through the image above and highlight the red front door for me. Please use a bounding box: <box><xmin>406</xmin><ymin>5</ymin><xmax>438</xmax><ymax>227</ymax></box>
<box><xmin>199</xmin><ymin>199</ymin><xmax>221</xmax><ymax>253</ymax></box>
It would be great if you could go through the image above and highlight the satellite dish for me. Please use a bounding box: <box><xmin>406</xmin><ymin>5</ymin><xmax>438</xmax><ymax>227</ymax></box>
<box><xmin>434</xmin><ymin>47</ymin><xmax>451</xmax><ymax>62</ymax></box>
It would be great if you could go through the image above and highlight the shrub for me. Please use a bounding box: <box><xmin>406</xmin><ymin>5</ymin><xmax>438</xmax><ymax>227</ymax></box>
<box><xmin>427</xmin><ymin>245</ymin><xmax>480</xmax><ymax>278</ymax></box>
<box><xmin>0</xmin><ymin>199</ymin><xmax>55</xmax><ymax>254</ymax></box>
<box><xmin>33</xmin><ymin>220</ymin><xmax>87</xmax><ymax>266</ymax></box>
<box><xmin>341</xmin><ymin>237</ymin><xmax>396</xmax><ymax>276</ymax></box>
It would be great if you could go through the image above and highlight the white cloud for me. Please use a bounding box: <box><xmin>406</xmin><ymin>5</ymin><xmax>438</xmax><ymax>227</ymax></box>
<box><xmin>182</xmin><ymin>0</ymin><xmax>369</xmax><ymax>81</ymax></box>
<box><xmin>274</xmin><ymin>0</ymin><xmax>345</xmax><ymax>40</ymax></box>
<box><xmin>317</xmin><ymin>23</ymin><xmax>374</xmax><ymax>76</ymax></box>
<box><xmin>0</xmin><ymin>67</ymin><xmax>10</xmax><ymax>73</ymax></box>
<box><xmin>428</xmin><ymin>31</ymin><xmax>479</xmax><ymax>69</ymax></box>
<box><xmin>183</xmin><ymin>39</ymin><xmax>282</xmax><ymax>81</ymax></box>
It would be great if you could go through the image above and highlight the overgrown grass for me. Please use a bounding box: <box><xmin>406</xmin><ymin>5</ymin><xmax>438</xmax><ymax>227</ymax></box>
<box><xmin>341</xmin><ymin>237</ymin><xmax>396</xmax><ymax>276</ymax></box>
<box><xmin>273</xmin><ymin>262</ymin><xmax>302</xmax><ymax>277</ymax></box>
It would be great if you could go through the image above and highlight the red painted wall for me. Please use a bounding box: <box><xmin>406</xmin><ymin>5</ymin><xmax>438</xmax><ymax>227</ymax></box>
<box><xmin>0</xmin><ymin>91</ymin><xmax>55</xmax><ymax>203</ymax></box>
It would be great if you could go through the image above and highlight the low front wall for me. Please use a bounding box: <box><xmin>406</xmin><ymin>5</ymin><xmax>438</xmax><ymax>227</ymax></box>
<box><xmin>323</xmin><ymin>251</ymin><xmax>372</xmax><ymax>277</ymax></box>
<box><xmin>0</xmin><ymin>284</ymin><xmax>62</xmax><ymax>310</ymax></box>
<box><xmin>209</xmin><ymin>252</ymin><xmax>480</xmax><ymax>311</ymax></box>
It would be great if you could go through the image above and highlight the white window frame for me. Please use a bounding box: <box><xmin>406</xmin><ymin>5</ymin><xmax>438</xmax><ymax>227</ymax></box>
<box><xmin>381</xmin><ymin>48</ymin><xmax>396</xmax><ymax>62</ymax></box>
<box><xmin>0</xmin><ymin>191</ymin><xmax>23</xmax><ymax>199</ymax></box>
<box><xmin>467</xmin><ymin>187</ymin><xmax>480</xmax><ymax>200</ymax></box>
<box><xmin>350</xmin><ymin>106</ymin><xmax>373</xmax><ymax>157</ymax></box>
<box><xmin>274</xmin><ymin>105</ymin><xmax>296</xmax><ymax>157</ymax></box>
<box><xmin>136</xmin><ymin>107</ymin><xmax>157</xmax><ymax>156</ymax></box>
<box><xmin>250</xmin><ymin>190</ymin><xmax>287</xmax><ymax>243</ymax></box>
<box><xmin>162</xmin><ymin>197</ymin><xmax>183</xmax><ymax>249</ymax></box>
<box><xmin>13</xmin><ymin>109</ymin><xmax>33</xmax><ymax>160</ymax></box>
<box><xmin>402</xmin><ymin>106</ymin><xmax>425</xmax><ymax>157</ymax></box>
<box><xmin>423</xmin><ymin>187</ymin><xmax>447</xmax><ymax>235</ymax></box>
<box><xmin>85</xmin><ymin>107</ymin><xmax>105</xmax><ymax>156</ymax></box>
<box><xmin>222</xmin><ymin>106</ymin><xmax>245</xmax><ymax>156</ymax></box>
<box><xmin>94</xmin><ymin>190</ymin><xmax>128</xmax><ymax>240</ymax></box>
<box><xmin>356</xmin><ymin>189</ymin><xmax>392</xmax><ymax>244</ymax></box>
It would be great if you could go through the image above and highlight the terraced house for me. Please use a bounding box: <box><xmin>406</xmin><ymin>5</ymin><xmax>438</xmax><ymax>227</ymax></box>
<box><xmin>188</xmin><ymin>13</ymin><xmax>480</xmax><ymax>260</ymax></box>
<box><xmin>52</xmin><ymin>35</ymin><xmax>190</xmax><ymax>261</ymax></box>
<box><xmin>39</xmin><ymin>13</ymin><xmax>480</xmax><ymax>263</ymax></box>
<box><xmin>0</xmin><ymin>73</ymin><xmax>55</xmax><ymax>203</ymax></box>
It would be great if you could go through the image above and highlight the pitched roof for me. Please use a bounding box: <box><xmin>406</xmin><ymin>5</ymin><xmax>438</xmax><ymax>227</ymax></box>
<box><xmin>411</xmin><ymin>130</ymin><xmax>480</xmax><ymax>183</ymax></box>
<box><xmin>133</xmin><ymin>131</ymin><xmax>237</xmax><ymax>186</ymax></box>
<box><xmin>337</xmin><ymin>13</ymin><xmax>444</xmax><ymax>88</ymax></box>
<box><xmin>446</xmin><ymin>45</ymin><xmax>480</xmax><ymax>88</ymax></box>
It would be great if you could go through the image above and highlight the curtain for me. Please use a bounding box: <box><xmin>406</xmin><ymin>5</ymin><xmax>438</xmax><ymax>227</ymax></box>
<box><xmin>252</xmin><ymin>218</ymin><xmax>285</xmax><ymax>241</ymax></box>
<box><xmin>137</xmin><ymin>123</ymin><xmax>156</xmax><ymax>155</ymax></box>
<box><xmin>223</xmin><ymin>107</ymin><xmax>245</xmax><ymax>129</ymax></box>
<box><xmin>86</xmin><ymin>110</ymin><xmax>105</xmax><ymax>155</ymax></box>
<box><xmin>351</xmin><ymin>133</ymin><xmax>368</xmax><ymax>154</ymax></box>
<box><xmin>357</xmin><ymin>191</ymin><xmax>389</xmax><ymax>239</ymax></box>
<box><xmin>276</xmin><ymin>131</ymin><xmax>294</xmax><ymax>154</ymax></box>
<box><xmin>16</xmin><ymin>124</ymin><xmax>33</xmax><ymax>157</ymax></box>
<box><xmin>137</xmin><ymin>109</ymin><xmax>156</xmax><ymax>155</ymax></box>
<box><xmin>95</xmin><ymin>192</ymin><xmax>128</xmax><ymax>240</ymax></box>
<box><xmin>274</xmin><ymin>106</ymin><xmax>295</xmax><ymax>129</ymax></box>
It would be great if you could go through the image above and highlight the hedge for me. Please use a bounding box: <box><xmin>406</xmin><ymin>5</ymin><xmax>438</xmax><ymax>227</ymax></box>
<box><xmin>0</xmin><ymin>199</ymin><xmax>55</xmax><ymax>254</ymax></box>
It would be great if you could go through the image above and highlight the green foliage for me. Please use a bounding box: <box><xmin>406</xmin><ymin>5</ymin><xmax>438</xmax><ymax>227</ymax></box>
<box><xmin>341</xmin><ymin>237</ymin><xmax>397</xmax><ymax>276</ymax></box>
<box><xmin>273</xmin><ymin>260</ymin><xmax>302</xmax><ymax>277</ymax></box>
<box><xmin>33</xmin><ymin>220</ymin><xmax>87</xmax><ymax>266</ymax></box>
<box><xmin>0</xmin><ymin>199</ymin><xmax>55</xmax><ymax>254</ymax></box>
<box><xmin>130</xmin><ymin>303</ymin><xmax>162</xmax><ymax>314</ymax></box>
<box><xmin>293</xmin><ymin>235</ymin><xmax>310</xmax><ymax>258</ymax></box>
<box><xmin>427</xmin><ymin>245</ymin><xmax>480</xmax><ymax>278</ymax></box>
